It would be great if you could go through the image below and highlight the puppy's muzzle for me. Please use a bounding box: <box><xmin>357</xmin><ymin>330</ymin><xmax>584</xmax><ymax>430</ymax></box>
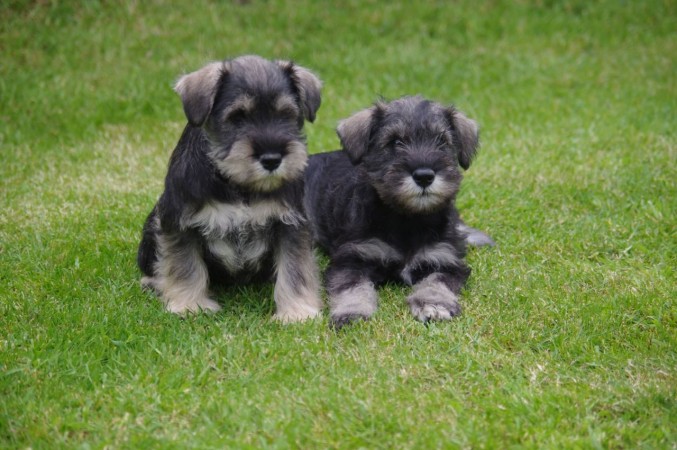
<box><xmin>412</xmin><ymin>168</ymin><xmax>436</xmax><ymax>188</ymax></box>
<box><xmin>260</xmin><ymin>152</ymin><xmax>282</xmax><ymax>172</ymax></box>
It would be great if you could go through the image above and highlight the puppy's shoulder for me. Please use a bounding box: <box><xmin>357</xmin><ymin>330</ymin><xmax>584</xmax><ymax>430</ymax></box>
<box><xmin>166</xmin><ymin>125</ymin><xmax>211</xmax><ymax>181</ymax></box>
<box><xmin>158</xmin><ymin>125</ymin><xmax>224</xmax><ymax>230</ymax></box>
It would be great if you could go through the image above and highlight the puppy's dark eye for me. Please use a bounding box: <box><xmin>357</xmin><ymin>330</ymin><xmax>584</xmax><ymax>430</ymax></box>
<box><xmin>227</xmin><ymin>109</ymin><xmax>247</xmax><ymax>124</ymax></box>
<box><xmin>278</xmin><ymin>110</ymin><xmax>299</xmax><ymax>123</ymax></box>
<box><xmin>391</xmin><ymin>138</ymin><xmax>404</xmax><ymax>148</ymax></box>
<box><xmin>278</xmin><ymin>107</ymin><xmax>298</xmax><ymax>120</ymax></box>
<box><xmin>435</xmin><ymin>132</ymin><xmax>449</xmax><ymax>148</ymax></box>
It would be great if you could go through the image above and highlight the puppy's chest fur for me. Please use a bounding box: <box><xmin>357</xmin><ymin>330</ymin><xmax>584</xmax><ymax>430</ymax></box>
<box><xmin>182</xmin><ymin>200</ymin><xmax>302</xmax><ymax>274</ymax></box>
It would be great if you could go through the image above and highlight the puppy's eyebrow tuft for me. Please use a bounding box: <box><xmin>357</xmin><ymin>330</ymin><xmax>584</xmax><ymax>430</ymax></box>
<box><xmin>222</xmin><ymin>95</ymin><xmax>255</xmax><ymax>120</ymax></box>
<box><xmin>274</xmin><ymin>95</ymin><xmax>300</xmax><ymax>115</ymax></box>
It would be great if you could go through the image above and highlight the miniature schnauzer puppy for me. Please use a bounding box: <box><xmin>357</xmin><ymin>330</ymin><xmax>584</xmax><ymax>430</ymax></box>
<box><xmin>305</xmin><ymin>95</ymin><xmax>486</xmax><ymax>327</ymax></box>
<box><xmin>138</xmin><ymin>55</ymin><xmax>323</xmax><ymax>321</ymax></box>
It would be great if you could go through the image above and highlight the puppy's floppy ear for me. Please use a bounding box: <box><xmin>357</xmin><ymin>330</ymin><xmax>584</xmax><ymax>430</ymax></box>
<box><xmin>277</xmin><ymin>61</ymin><xmax>322</xmax><ymax>122</ymax></box>
<box><xmin>448</xmin><ymin>108</ymin><xmax>480</xmax><ymax>170</ymax></box>
<box><xmin>174</xmin><ymin>61</ymin><xmax>226</xmax><ymax>127</ymax></box>
<box><xmin>337</xmin><ymin>107</ymin><xmax>376</xmax><ymax>165</ymax></box>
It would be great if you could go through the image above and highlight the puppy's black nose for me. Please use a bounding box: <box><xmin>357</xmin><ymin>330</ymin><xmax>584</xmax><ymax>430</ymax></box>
<box><xmin>412</xmin><ymin>168</ymin><xmax>435</xmax><ymax>188</ymax></box>
<box><xmin>260</xmin><ymin>153</ymin><xmax>282</xmax><ymax>171</ymax></box>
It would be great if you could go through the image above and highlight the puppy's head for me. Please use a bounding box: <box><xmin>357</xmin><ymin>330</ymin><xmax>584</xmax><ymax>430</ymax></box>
<box><xmin>337</xmin><ymin>95</ymin><xmax>479</xmax><ymax>214</ymax></box>
<box><xmin>174</xmin><ymin>55</ymin><xmax>322</xmax><ymax>192</ymax></box>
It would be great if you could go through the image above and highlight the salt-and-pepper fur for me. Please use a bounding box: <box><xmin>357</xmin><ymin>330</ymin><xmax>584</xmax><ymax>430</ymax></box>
<box><xmin>305</xmin><ymin>96</ymin><xmax>486</xmax><ymax>327</ymax></box>
<box><xmin>138</xmin><ymin>55</ymin><xmax>323</xmax><ymax>321</ymax></box>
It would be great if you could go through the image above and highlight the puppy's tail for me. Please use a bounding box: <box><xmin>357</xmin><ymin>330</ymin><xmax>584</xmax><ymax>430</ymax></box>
<box><xmin>137</xmin><ymin>207</ymin><xmax>159</xmax><ymax>276</ymax></box>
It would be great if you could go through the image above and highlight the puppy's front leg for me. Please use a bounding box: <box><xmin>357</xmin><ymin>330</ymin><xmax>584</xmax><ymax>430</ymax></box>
<box><xmin>403</xmin><ymin>243</ymin><xmax>471</xmax><ymax>322</ymax></box>
<box><xmin>154</xmin><ymin>231</ymin><xmax>221</xmax><ymax>315</ymax></box>
<box><xmin>326</xmin><ymin>265</ymin><xmax>379</xmax><ymax>329</ymax></box>
<box><xmin>407</xmin><ymin>272</ymin><xmax>466</xmax><ymax>322</ymax></box>
<box><xmin>273</xmin><ymin>225</ymin><xmax>323</xmax><ymax>323</ymax></box>
<box><xmin>325</xmin><ymin>238</ymin><xmax>400</xmax><ymax>328</ymax></box>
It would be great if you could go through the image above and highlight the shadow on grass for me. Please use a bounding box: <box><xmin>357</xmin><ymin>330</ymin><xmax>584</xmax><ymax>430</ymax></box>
<box><xmin>211</xmin><ymin>282</ymin><xmax>277</xmax><ymax>319</ymax></box>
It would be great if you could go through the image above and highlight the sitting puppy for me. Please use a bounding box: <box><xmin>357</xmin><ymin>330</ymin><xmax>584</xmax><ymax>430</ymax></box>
<box><xmin>138</xmin><ymin>55</ymin><xmax>323</xmax><ymax>322</ymax></box>
<box><xmin>305</xmin><ymin>96</ymin><xmax>484</xmax><ymax>327</ymax></box>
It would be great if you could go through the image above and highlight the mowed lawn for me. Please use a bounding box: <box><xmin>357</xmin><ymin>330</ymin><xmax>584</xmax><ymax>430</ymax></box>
<box><xmin>1</xmin><ymin>0</ymin><xmax>675</xmax><ymax>448</ymax></box>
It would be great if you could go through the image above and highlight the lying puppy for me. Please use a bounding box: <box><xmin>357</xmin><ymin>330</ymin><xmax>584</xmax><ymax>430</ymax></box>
<box><xmin>305</xmin><ymin>96</ymin><xmax>487</xmax><ymax>327</ymax></box>
<box><xmin>138</xmin><ymin>55</ymin><xmax>323</xmax><ymax>321</ymax></box>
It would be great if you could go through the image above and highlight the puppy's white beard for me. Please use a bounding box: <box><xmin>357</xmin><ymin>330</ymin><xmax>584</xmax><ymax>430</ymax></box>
<box><xmin>213</xmin><ymin>139</ymin><xmax>308</xmax><ymax>192</ymax></box>
<box><xmin>248</xmin><ymin>164</ymin><xmax>286</xmax><ymax>191</ymax></box>
<box><xmin>396</xmin><ymin>177</ymin><xmax>452</xmax><ymax>213</ymax></box>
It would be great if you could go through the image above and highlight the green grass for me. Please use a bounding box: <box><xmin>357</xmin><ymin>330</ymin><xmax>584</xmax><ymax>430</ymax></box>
<box><xmin>1</xmin><ymin>0</ymin><xmax>675</xmax><ymax>448</ymax></box>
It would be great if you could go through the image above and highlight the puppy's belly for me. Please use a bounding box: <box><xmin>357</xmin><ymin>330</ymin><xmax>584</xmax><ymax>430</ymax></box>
<box><xmin>206</xmin><ymin>227</ymin><xmax>273</xmax><ymax>275</ymax></box>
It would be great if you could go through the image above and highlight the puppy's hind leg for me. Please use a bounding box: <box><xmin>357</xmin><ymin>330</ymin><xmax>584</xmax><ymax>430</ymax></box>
<box><xmin>457</xmin><ymin>221</ymin><xmax>495</xmax><ymax>247</ymax></box>
<box><xmin>273</xmin><ymin>225</ymin><xmax>323</xmax><ymax>323</ymax></box>
<box><xmin>154</xmin><ymin>231</ymin><xmax>221</xmax><ymax>315</ymax></box>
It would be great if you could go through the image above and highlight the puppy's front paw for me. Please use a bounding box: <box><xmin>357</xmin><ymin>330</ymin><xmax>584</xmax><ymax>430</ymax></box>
<box><xmin>327</xmin><ymin>282</ymin><xmax>378</xmax><ymax>329</ymax></box>
<box><xmin>165</xmin><ymin>297</ymin><xmax>222</xmax><ymax>315</ymax></box>
<box><xmin>140</xmin><ymin>276</ymin><xmax>159</xmax><ymax>293</ymax></box>
<box><xmin>273</xmin><ymin>307</ymin><xmax>321</xmax><ymax>324</ymax></box>
<box><xmin>409</xmin><ymin>302</ymin><xmax>461</xmax><ymax>322</ymax></box>
<box><xmin>330</xmin><ymin>313</ymin><xmax>370</xmax><ymax>330</ymax></box>
<box><xmin>407</xmin><ymin>285</ymin><xmax>461</xmax><ymax>323</ymax></box>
